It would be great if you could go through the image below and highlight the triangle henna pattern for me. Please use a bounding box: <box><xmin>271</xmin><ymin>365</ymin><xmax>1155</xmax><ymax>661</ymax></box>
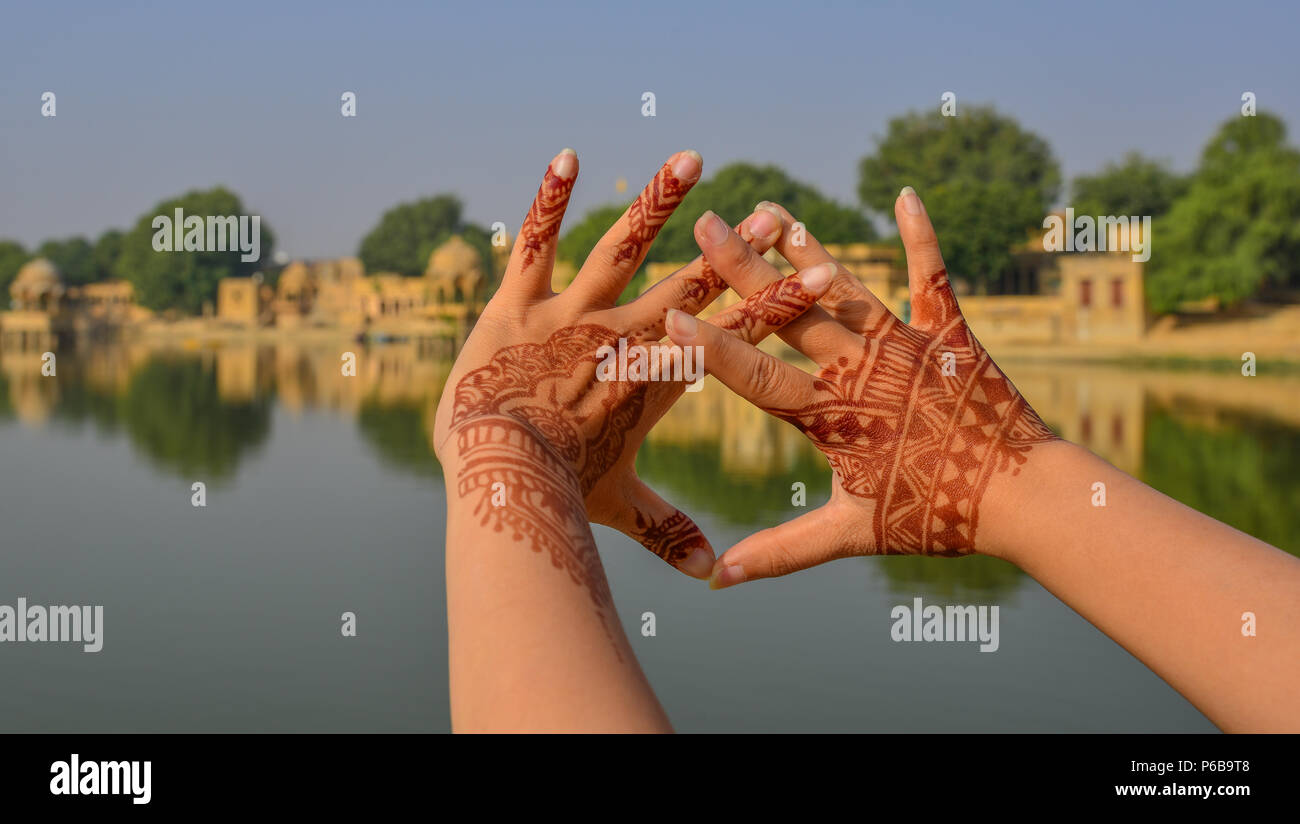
<box><xmin>768</xmin><ymin>312</ymin><xmax>1058</xmax><ymax>557</ymax></box>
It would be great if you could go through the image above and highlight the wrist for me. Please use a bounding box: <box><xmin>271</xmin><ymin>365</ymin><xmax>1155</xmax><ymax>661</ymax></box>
<box><xmin>976</xmin><ymin>438</ymin><xmax>1091</xmax><ymax>567</ymax></box>
<box><xmin>440</xmin><ymin>414</ymin><xmax>583</xmax><ymax>504</ymax></box>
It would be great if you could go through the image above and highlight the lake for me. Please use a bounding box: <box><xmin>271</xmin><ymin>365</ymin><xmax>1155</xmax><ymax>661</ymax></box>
<box><xmin>1</xmin><ymin>341</ymin><xmax>1296</xmax><ymax>732</ymax></box>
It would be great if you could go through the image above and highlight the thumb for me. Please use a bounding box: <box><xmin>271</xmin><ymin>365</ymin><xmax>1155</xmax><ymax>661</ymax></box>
<box><xmin>615</xmin><ymin>481</ymin><xmax>715</xmax><ymax>580</ymax></box>
<box><xmin>709</xmin><ymin>505</ymin><xmax>850</xmax><ymax>589</ymax></box>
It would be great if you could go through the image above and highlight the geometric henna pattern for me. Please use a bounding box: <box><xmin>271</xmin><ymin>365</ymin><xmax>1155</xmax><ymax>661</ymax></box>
<box><xmin>767</xmin><ymin>294</ymin><xmax>1058</xmax><ymax>556</ymax></box>
<box><xmin>612</xmin><ymin>160</ymin><xmax>688</xmax><ymax>267</ymax></box>
<box><xmin>628</xmin><ymin>510</ymin><xmax>710</xmax><ymax>566</ymax></box>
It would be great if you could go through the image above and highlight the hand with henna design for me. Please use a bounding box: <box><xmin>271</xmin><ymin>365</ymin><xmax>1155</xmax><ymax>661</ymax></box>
<box><xmin>666</xmin><ymin>186</ymin><xmax>1058</xmax><ymax>585</ymax></box>
<box><xmin>434</xmin><ymin>148</ymin><xmax>833</xmax><ymax>731</ymax></box>
<box><xmin>434</xmin><ymin>148</ymin><xmax>810</xmax><ymax>581</ymax></box>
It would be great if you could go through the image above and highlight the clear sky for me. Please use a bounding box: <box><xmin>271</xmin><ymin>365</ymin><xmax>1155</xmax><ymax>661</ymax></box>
<box><xmin>3</xmin><ymin>0</ymin><xmax>1297</xmax><ymax>259</ymax></box>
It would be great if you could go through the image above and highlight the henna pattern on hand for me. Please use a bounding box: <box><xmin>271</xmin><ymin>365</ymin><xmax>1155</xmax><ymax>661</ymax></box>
<box><xmin>768</xmin><ymin>290</ymin><xmax>1058</xmax><ymax>557</ymax></box>
<box><xmin>611</xmin><ymin>161</ymin><xmax>689</xmax><ymax>266</ymax></box>
<box><xmin>628</xmin><ymin>510</ymin><xmax>709</xmax><ymax>566</ymax></box>
<box><xmin>518</xmin><ymin>162</ymin><xmax>576</xmax><ymax>272</ymax></box>
<box><xmin>716</xmin><ymin>275</ymin><xmax>819</xmax><ymax>343</ymax></box>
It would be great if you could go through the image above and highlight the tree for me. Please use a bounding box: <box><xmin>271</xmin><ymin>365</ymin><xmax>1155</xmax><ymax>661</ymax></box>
<box><xmin>0</xmin><ymin>241</ymin><xmax>31</xmax><ymax>301</ymax></box>
<box><xmin>358</xmin><ymin>194</ymin><xmax>485</xmax><ymax>278</ymax></box>
<box><xmin>1071</xmin><ymin>152</ymin><xmax>1189</xmax><ymax>220</ymax></box>
<box><xmin>116</xmin><ymin>187</ymin><xmax>275</xmax><ymax>314</ymax></box>
<box><xmin>91</xmin><ymin>229</ymin><xmax>125</xmax><ymax>282</ymax></box>
<box><xmin>36</xmin><ymin>237</ymin><xmax>95</xmax><ymax>286</ymax></box>
<box><xmin>857</xmin><ymin>106</ymin><xmax>1060</xmax><ymax>291</ymax></box>
<box><xmin>559</xmin><ymin>162</ymin><xmax>874</xmax><ymax>300</ymax></box>
<box><xmin>1146</xmin><ymin>112</ymin><xmax>1300</xmax><ymax>312</ymax></box>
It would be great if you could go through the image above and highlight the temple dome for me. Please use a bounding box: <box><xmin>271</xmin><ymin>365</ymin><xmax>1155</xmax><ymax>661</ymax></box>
<box><xmin>277</xmin><ymin>261</ymin><xmax>312</xmax><ymax>296</ymax></box>
<box><xmin>426</xmin><ymin>236</ymin><xmax>481</xmax><ymax>279</ymax></box>
<box><xmin>10</xmin><ymin>257</ymin><xmax>63</xmax><ymax>298</ymax></box>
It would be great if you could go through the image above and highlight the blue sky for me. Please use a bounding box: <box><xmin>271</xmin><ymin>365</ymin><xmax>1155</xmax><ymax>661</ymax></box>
<box><xmin>3</xmin><ymin>0</ymin><xmax>1298</xmax><ymax>259</ymax></box>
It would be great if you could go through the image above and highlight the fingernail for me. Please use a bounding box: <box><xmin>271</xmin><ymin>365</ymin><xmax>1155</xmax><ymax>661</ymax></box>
<box><xmin>666</xmin><ymin>308</ymin><xmax>698</xmax><ymax>340</ymax></box>
<box><xmin>681</xmin><ymin>549</ymin><xmax>714</xmax><ymax>579</ymax></box>
<box><xmin>799</xmin><ymin>262</ymin><xmax>836</xmax><ymax>293</ymax></box>
<box><xmin>899</xmin><ymin>186</ymin><xmax>922</xmax><ymax>215</ymax></box>
<box><xmin>754</xmin><ymin>201</ymin><xmax>783</xmax><ymax>219</ymax></box>
<box><xmin>553</xmin><ymin>148</ymin><xmax>577</xmax><ymax>179</ymax></box>
<box><xmin>697</xmin><ymin>210</ymin><xmax>729</xmax><ymax>246</ymax></box>
<box><xmin>672</xmin><ymin>150</ymin><xmax>703</xmax><ymax>182</ymax></box>
<box><xmin>748</xmin><ymin>208</ymin><xmax>780</xmax><ymax>239</ymax></box>
<box><xmin>710</xmin><ymin>564</ymin><xmax>746</xmax><ymax>590</ymax></box>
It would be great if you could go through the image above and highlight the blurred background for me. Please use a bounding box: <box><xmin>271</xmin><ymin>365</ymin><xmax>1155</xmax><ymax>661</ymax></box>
<box><xmin>1</xmin><ymin>0</ymin><xmax>1297</xmax><ymax>732</ymax></box>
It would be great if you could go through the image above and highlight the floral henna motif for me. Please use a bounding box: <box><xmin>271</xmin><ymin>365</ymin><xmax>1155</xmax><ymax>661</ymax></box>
<box><xmin>770</xmin><ymin>311</ymin><xmax>1057</xmax><ymax>557</ymax></box>
<box><xmin>517</xmin><ymin>162</ymin><xmax>576</xmax><ymax>271</ymax></box>
<box><xmin>628</xmin><ymin>510</ymin><xmax>709</xmax><ymax>566</ymax></box>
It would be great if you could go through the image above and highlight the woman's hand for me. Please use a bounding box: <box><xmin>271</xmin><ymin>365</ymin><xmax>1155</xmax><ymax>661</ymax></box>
<box><xmin>665</xmin><ymin>186</ymin><xmax>1060</xmax><ymax>587</ymax></box>
<box><xmin>433</xmin><ymin>148</ymin><xmax>811</xmax><ymax>580</ymax></box>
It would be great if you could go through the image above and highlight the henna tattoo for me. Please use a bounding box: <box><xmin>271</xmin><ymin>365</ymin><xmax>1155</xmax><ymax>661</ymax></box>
<box><xmin>628</xmin><ymin>509</ymin><xmax>709</xmax><ymax>566</ymax></box>
<box><xmin>716</xmin><ymin>275</ymin><xmax>819</xmax><ymax>343</ymax></box>
<box><xmin>769</xmin><ymin>300</ymin><xmax>1057</xmax><ymax>557</ymax></box>
<box><xmin>517</xmin><ymin>162</ymin><xmax>575</xmax><ymax>272</ymax></box>
<box><xmin>612</xmin><ymin>161</ymin><xmax>689</xmax><ymax>266</ymax></box>
<box><xmin>452</xmin><ymin>416</ymin><xmax>621</xmax><ymax>656</ymax></box>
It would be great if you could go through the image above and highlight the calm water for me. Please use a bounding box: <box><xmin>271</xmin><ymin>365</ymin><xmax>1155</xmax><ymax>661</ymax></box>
<box><xmin>1</xmin><ymin>342</ymin><xmax>1297</xmax><ymax>732</ymax></box>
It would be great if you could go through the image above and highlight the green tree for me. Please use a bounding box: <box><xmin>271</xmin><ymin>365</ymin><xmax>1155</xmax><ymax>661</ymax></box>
<box><xmin>36</xmin><ymin>237</ymin><xmax>95</xmax><ymax>286</ymax></box>
<box><xmin>0</xmin><ymin>241</ymin><xmax>31</xmax><ymax>301</ymax></box>
<box><xmin>116</xmin><ymin>187</ymin><xmax>275</xmax><ymax>314</ymax></box>
<box><xmin>359</xmin><ymin>194</ymin><xmax>488</xmax><ymax>278</ymax></box>
<box><xmin>559</xmin><ymin>163</ymin><xmax>873</xmax><ymax>300</ymax></box>
<box><xmin>857</xmin><ymin>106</ymin><xmax>1060</xmax><ymax>291</ymax></box>
<box><xmin>91</xmin><ymin>229</ymin><xmax>125</xmax><ymax>282</ymax></box>
<box><xmin>1146</xmin><ymin>112</ymin><xmax>1300</xmax><ymax>312</ymax></box>
<box><xmin>1071</xmin><ymin>152</ymin><xmax>1189</xmax><ymax>219</ymax></box>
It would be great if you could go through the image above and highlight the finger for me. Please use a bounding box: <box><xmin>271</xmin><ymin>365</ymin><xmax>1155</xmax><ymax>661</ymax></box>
<box><xmin>615</xmin><ymin>481</ymin><xmax>715</xmax><ymax>579</ymax></box>
<box><xmin>568</xmin><ymin>150</ymin><xmax>703</xmax><ymax>307</ymax></box>
<box><xmin>759</xmin><ymin>200</ymin><xmax>892</xmax><ymax>335</ymax></box>
<box><xmin>502</xmin><ymin>148</ymin><xmax>578</xmax><ymax>300</ymax></box>
<box><xmin>695</xmin><ymin>211</ymin><xmax>862</xmax><ymax>364</ymax></box>
<box><xmin>664</xmin><ymin>305</ymin><xmax>817</xmax><ymax>410</ymax></box>
<box><xmin>895</xmin><ymin>186</ymin><xmax>962</xmax><ymax>331</ymax></box>
<box><xmin>709</xmin><ymin>262</ymin><xmax>836</xmax><ymax>344</ymax></box>
<box><xmin>709</xmin><ymin>505</ymin><xmax>851</xmax><ymax>589</ymax></box>
<box><xmin>622</xmin><ymin>208</ymin><xmax>783</xmax><ymax>340</ymax></box>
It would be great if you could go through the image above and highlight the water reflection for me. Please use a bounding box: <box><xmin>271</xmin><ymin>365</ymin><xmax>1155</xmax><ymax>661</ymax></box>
<box><xmin>2</xmin><ymin>344</ymin><xmax>1297</xmax><ymax>591</ymax></box>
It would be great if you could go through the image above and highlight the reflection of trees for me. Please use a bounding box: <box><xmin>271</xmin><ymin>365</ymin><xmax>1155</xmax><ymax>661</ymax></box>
<box><xmin>117</xmin><ymin>357</ymin><xmax>271</xmax><ymax>482</ymax></box>
<box><xmin>873</xmin><ymin>554</ymin><xmax>1025</xmax><ymax>601</ymax></box>
<box><xmin>636</xmin><ymin>439</ymin><xmax>831</xmax><ymax>525</ymax></box>
<box><xmin>356</xmin><ymin>398</ymin><xmax>442</xmax><ymax>480</ymax></box>
<box><xmin>1143</xmin><ymin>404</ymin><xmax>1300</xmax><ymax>555</ymax></box>
<box><xmin>0</xmin><ymin>371</ymin><xmax>11</xmax><ymax>421</ymax></box>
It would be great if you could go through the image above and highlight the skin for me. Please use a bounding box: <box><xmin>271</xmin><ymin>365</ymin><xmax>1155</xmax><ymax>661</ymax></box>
<box><xmin>433</xmin><ymin>149</ymin><xmax>833</xmax><ymax>732</ymax></box>
<box><xmin>667</xmin><ymin>187</ymin><xmax>1300</xmax><ymax>733</ymax></box>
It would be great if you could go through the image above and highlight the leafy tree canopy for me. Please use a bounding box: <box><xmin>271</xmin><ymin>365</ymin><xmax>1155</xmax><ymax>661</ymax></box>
<box><xmin>36</xmin><ymin>236</ymin><xmax>95</xmax><ymax>287</ymax></box>
<box><xmin>116</xmin><ymin>187</ymin><xmax>274</xmax><ymax>314</ymax></box>
<box><xmin>1146</xmin><ymin>112</ymin><xmax>1300</xmax><ymax>312</ymax></box>
<box><xmin>358</xmin><ymin>194</ymin><xmax>488</xmax><ymax>279</ymax></box>
<box><xmin>1071</xmin><ymin>152</ymin><xmax>1189</xmax><ymax>220</ymax></box>
<box><xmin>857</xmin><ymin>105</ymin><xmax>1060</xmax><ymax>290</ymax></box>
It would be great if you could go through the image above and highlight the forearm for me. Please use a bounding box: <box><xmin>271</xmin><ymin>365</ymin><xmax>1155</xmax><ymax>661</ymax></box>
<box><xmin>983</xmin><ymin>440</ymin><xmax>1300</xmax><ymax>731</ymax></box>
<box><xmin>442</xmin><ymin>416</ymin><xmax>671</xmax><ymax>733</ymax></box>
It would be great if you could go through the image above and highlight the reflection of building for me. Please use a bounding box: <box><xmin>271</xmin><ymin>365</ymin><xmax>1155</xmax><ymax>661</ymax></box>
<box><xmin>1</xmin><ymin>258</ymin><xmax>146</xmax><ymax>351</ymax></box>
<box><xmin>643</xmin><ymin>232</ymin><xmax>1147</xmax><ymax>345</ymax></box>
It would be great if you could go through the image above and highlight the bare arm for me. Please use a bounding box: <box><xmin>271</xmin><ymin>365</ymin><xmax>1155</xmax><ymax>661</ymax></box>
<box><xmin>669</xmin><ymin>187</ymin><xmax>1300</xmax><ymax>732</ymax></box>
<box><xmin>983</xmin><ymin>439</ymin><xmax>1300</xmax><ymax>732</ymax></box>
